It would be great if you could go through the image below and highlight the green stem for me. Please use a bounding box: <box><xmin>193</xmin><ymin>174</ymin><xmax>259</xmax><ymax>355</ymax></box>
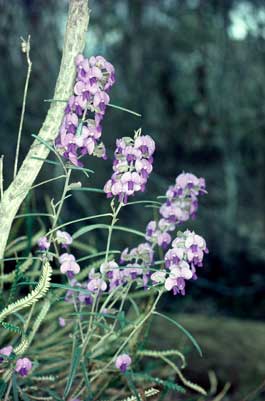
<box><xmin>13</xmin><ymin>36</ymin><xmax>32</xmax><ymax>179</ymax></box>
<box><xmin>90</xmin><ymin>289</ymin><xmax>163</xmax><ymax>383</ymax></box>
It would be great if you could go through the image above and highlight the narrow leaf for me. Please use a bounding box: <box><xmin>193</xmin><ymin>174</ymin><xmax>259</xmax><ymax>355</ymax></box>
<box><xmin>63</xmin><ymin>344</ymin><xmax>82</xmax><ymax>398</ymax></box>
<box><xmin>153</xmin><ymin>311</ymin><xmax>202</xmax><ymax>357</ymax></box>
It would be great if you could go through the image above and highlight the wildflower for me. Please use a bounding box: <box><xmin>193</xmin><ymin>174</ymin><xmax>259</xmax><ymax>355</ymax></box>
<box><xmin>64</xmin><ymin>278</ymin><xmax>79</xmax><ymax>303</ymax></box>
<box><xmin>87</xmin><ymin>268</ymin><xmax>107</xmax><ymax>293</ymax></box>
<box><xmin>123</xmin><ymin>264</ymin><xmax>143</xmax><ymax>280</ymax></box>
<box><xmin>104</xmin><ymin>132</ymin><xmax>155</xmax><ymax>203</ymax></box>
<box><xmin>59</xmin><ymin>253</ymin><xmax>80</xmax><ymax>278</ymax></box>
<box><xmin>56</xmin><ymin>54</ymin><xmax>115</xmax><ymax>165</ymax></box>
<box><xmin>0</xmin><ymin>345</ymin><xmax>13</xmax><ymax>363</ymax></box>
<box><xmin>87</xmin><ymin>278</ymin><xmax>107</xmax><ymax>293</ymax></box>
<box><xmin>37</xmin><ymin>236</ymin><xmax>50</xmax><ymax>251</ymax></box>
<box><xmin>15</xmin><ymin>357</ymin><xmax>32</xmax><ymax>377</ymax></box>
<box><xmin>115</xmin><ymin>354</ymin><xmax>132</xmax><ymax>373</ymax></box>
<box><xmin>58</xmin><ymin>317</ymin><xmax>66</xmax><ymax>327</ymax></box>
<box><xmin>120</xmin><ymin>242</ymin><xmax>153</xmax><ymax>266</ymax></box>
<box><xmin>78</xmin><ymin>292</ymin><xmax>93</xmax><ymax>305</ymax></box>
<box><xmin>78</xmin><ymin>282</ymin><xmax>93</xmax><ymax>305</ymax></box>
<box><xmin>56</xmin><ymin>230</ymin><xmax>73</xmax><ymax>248</ymax></box>
<box><xmin>151</xmin><ymin>270</ymin><xmax>166</xmax><ymax>284</ymax></box>
<box><xmin>145</xmin><ymin>172</ymin><xmax>206</xmax><ymax>250</ymax></box>
<box><xmin>162</xmin><ymin>230</ymin><xmax>208</xmax><ymax>295</ymax></box>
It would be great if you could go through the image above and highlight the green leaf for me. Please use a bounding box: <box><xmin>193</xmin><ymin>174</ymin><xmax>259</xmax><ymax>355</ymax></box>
<box><xmin>126</xmin><ymin>200</ymin><xmax>162</xmax><ymax>207</ymax></box>
<box><xmin>76</xmin><ymin>250</ymin><xmax>120</xmax><ymax>263</ymax></box>
<box><xmin>67</xmin><ymin>165</ymin><xmax>94</xmax><ymax>174</ymax></box>
<box><xmin>32</xmin><ymin>134</ymin><xmax>55</xmax><ymax>154</ymax></box>
<box><xmin>15</xmin><ymin>212</ymin><xmax>53</xmax><ymax>219</ymax></box>
<box><xmin>125</xmin><ymin>371</ymin><xmax>142</xmax><ymax>401</ymax></box>
<box><xmin>108</xmin><ymin>103</ymin><xmax>142</xmax><ymax>117</ymax></box>
<box><xmin>19</xmin><ymin>390</ymin><xmax>31</xmax><ymax>401</ymax></box>
<box><xmin>81</xmin><ymin>361</ymin><xmax>94</xmax><ymax>400</ymax></box>
<box><xmin>132</xmin><ymin>372</ymin><xmax>186</xmax><ymax>393</ymax></box>
<box><xmin>31</xmin><ymin>156</ymin><xmax>62</xmax><ymax>167</ymax></box>
<box><xmin>46</xmin><ymin>389</ymin><xmax>64</xmax><ymax>401</ymax></box>
<box><xmin>73</xmin><ymin>224</ymin><xmax>145</xmax><ymax>240</ymax></box>
<box><xmin>0</xmin><ymin>321</ymin><xmax>22</xmax><ymax>334</ymax></box>
<box><xmin>12</xmin><ymin>374</ymin><xmax>19</xmax><ymax>401</ymax></box>
<box><xmin>63</xmin><ymin>344</ymin><xmax>82</xmax><ymax>398</ymax></box>
<box><xmin>152</xmin><ymin>311</ymin><xmax>202</xmax><ymax>357</ymax></box>
<box><xmin>71</xmin><ymin>186</ymin><xmax>103</xmax><ymax>193</ymax></box>
<box><xmin>0</xmin><ymin>380</ymin><xmax>7</xmax><ymax>399</ymax></box>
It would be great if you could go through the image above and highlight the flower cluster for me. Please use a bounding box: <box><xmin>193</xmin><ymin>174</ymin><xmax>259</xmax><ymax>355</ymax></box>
<box><xmin>151</xmin><ymin>230</ymin><xmax>208</xmax><ymax>295</ymax></box>
<box><xmin>104</xmin><ymin>132</ymin><xmax>155</xmax><ymax>203</ymax></box>
<box><xmin>0</xmin><ymin>346</ymin><xmax>32</xmax><ymax>377</ymax></box>
<box><xmin>145</xmin><ymin>172</ymin><xmax>206</xmax><ymax>250</ymax></box>
<box><xmin>56</xmin><ymin>55</ymin><xmax>115</xmax><ymax>166</ymax></box>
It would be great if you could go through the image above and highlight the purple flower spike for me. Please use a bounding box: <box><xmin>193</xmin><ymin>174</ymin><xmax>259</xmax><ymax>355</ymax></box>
<box><xmin>56</xmin><ymin>54</ymin><xmax>115</xmax><ymax>165</ymax></box>
<box><xmin>115</xmin><ymin>354</ymin><xmax>132</xmax><ymax>373</ymax></box>
<box><xmin>162</xmin><ymin>230</ymin><xmax>207</xmax><ymax>295</ymax></box>
<box><xmin>104</xmin><ymin>132</ymin><xmax>155</xmax><ymax>201</ymax></box>
<box><xmin>15</xmin><ymin>357</ymin><xmax>32</xmax><ymax>377</ymax></box>
<box><xmin>144</xmin><ymin>172</ymin><xmax>206</xmax><ymax>251</ymax></box>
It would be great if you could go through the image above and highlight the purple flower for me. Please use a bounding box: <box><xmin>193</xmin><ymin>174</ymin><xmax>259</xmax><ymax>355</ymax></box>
<box><xmin>38</xmin><ymin>236</ymin><xmax>50</xmax><ymax>251</ymax></box>
<box><xmin>0</xmin><ymin>345</ymin><xmax>13</xmax><ymax>363</ymax></box>
<box><xmin>115</xmin><ymin>354</ymin><xmax>132</xmax><ymax>373</ymax></box>
<box><xmin>58</xmin><ymin>317</ymin><xmax>66</xmax><ymax>327</ymax></box>
<box><xmin>59</xmin><ymin>253</ymin><xmax>80</xmax><ymax>278</ymax></box>
<box><xmin>15</xmin><ymin>357</ymin><xmax>32</xmax><ymax>377</ymax></box>
<box><xmin>145</xmin><ymin>172</ymin><xmax>206</xmax><ymax>251</ymax></box>
<box><xmin>56</xmin><ymin>54</ymin><xmax>115</xmax><ymax>165</ymax></box>
<box><xmin>104</xmin><ymin>132</ymin><xmax>155</xmax><ymax>202</ymax></box>
<box><xmin>78</xmin><ymin>292</ymin><xmax>93</xmax><ymax>305</ymax></box>
<box><xmin>87</xmin><ymin>278</ymin><xmax>107</xmax><ymax>293</ymax></box>
<box><xmin>162</xmin><ymin>230</ymin><xmax>207</xmax><ymax>295</ymax></box>
<box><xmin>56</xmin><ymin>230</ymin><xmax>73</xmax><ymax>248</ymax></box>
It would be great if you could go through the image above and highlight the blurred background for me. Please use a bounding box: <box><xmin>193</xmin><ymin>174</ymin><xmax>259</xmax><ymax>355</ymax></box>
<box><xmin>1</xmin><ymin>0</ymin><xmax>265</xmax><ymax>399</ymax></box>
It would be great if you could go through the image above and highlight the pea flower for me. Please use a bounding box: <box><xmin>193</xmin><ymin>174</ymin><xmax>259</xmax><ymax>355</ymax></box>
<box><xmin>145</xmin><ymin>172</ymin><xmax>206</xmax><ymax>250</ymax></box>
<box><xmin>104</xmin><ymin>132</ymin><xmax>155</xmax><ymax>203</ymax></box>
<box><xmin>56</xmin><ymin>230</ymin><xmax>73</xmax><ymax>248</ymax></box>
<box><xmin>37</xmin><ymin>236</ymin><xmax>50</xmax><ymax>251</ymax></box>
<box><xmin>58</xmin><ymin>317</ymin><xmax>66</xmax><ymax>327</ymax></box>
<box><xmin>87</xmin><ymin>278</ymin><xmax>107</xmax><ymax>293</ymax></box>
<box><xmin>59</xmin><ymin>253</ymin><xmax>80</xmax><ymax>278</ymax></box>
<box><xmin>56</xmin><ymin>54</ymin><xmax>115</xmax><ymax>166</ymax></box>
<box><xmin>162</xmin><ymin>230</ymin><xmax>208</xmax><ymax>295</ymax></box>
<box><xmin>120</xmin><ymin>242</ymin><xmax>153</xmax><ymax>265</ymax></box>
<box><xmin>115</xmin><ymin>354</ymin><xmax>132</xmax><ymax>373</ymax></box>
<box><xmin>0</xmin><ymin>345</ymin><xmax>13</xmax><ymax>363</ymax></box>
<box><xmin>15</xmin><ymin>357</ymin><xmax>32</xmax><ymax>377</ymax></box>
<box><xmin>87</xmin><ymin>268</ymin><xmax>107</xmax><ymax>293</ymax></box>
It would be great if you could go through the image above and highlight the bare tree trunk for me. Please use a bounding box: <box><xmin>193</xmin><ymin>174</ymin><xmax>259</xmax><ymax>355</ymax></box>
<box><xmin>0</xmin><ymin>0</ymin><xmax>90</xmax><ymax>260</ymax></box>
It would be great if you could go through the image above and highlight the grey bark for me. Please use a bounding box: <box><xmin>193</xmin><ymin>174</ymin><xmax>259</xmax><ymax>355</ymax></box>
<box><xmin>0</xmin><ymin>0</ymin><xmax>89</xmax><ymax>260</ymax></box>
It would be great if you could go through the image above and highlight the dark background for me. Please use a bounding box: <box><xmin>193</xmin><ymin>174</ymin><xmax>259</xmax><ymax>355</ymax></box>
<box><xmin>1</xmin><ymin>0</ymin><xmax>265</xmax><ymax>397</ymax></box>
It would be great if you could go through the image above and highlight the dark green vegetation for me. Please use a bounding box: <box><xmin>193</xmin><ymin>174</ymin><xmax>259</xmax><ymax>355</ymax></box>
<box><xmin>1</xmin><ymin>0</ymin><xmax>265</xmax><ymax>399</ymax></box>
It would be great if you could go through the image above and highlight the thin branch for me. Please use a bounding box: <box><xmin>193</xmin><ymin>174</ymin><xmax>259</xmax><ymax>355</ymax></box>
<box><xmin>0</xmin><ymin>155</ymin><xmax>4</xmax><ymax>200</ymax></box>
<box><xmin>13</xmin><ymin>35</ymin><xmax>32</xmax><ymax>179</ymax></box>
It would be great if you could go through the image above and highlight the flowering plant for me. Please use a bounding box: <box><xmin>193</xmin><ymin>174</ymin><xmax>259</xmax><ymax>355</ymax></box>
<box><xmin>0</xmin><ymin>2</ymin><xmax>211</xmax><ymax>400</ymax></box>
